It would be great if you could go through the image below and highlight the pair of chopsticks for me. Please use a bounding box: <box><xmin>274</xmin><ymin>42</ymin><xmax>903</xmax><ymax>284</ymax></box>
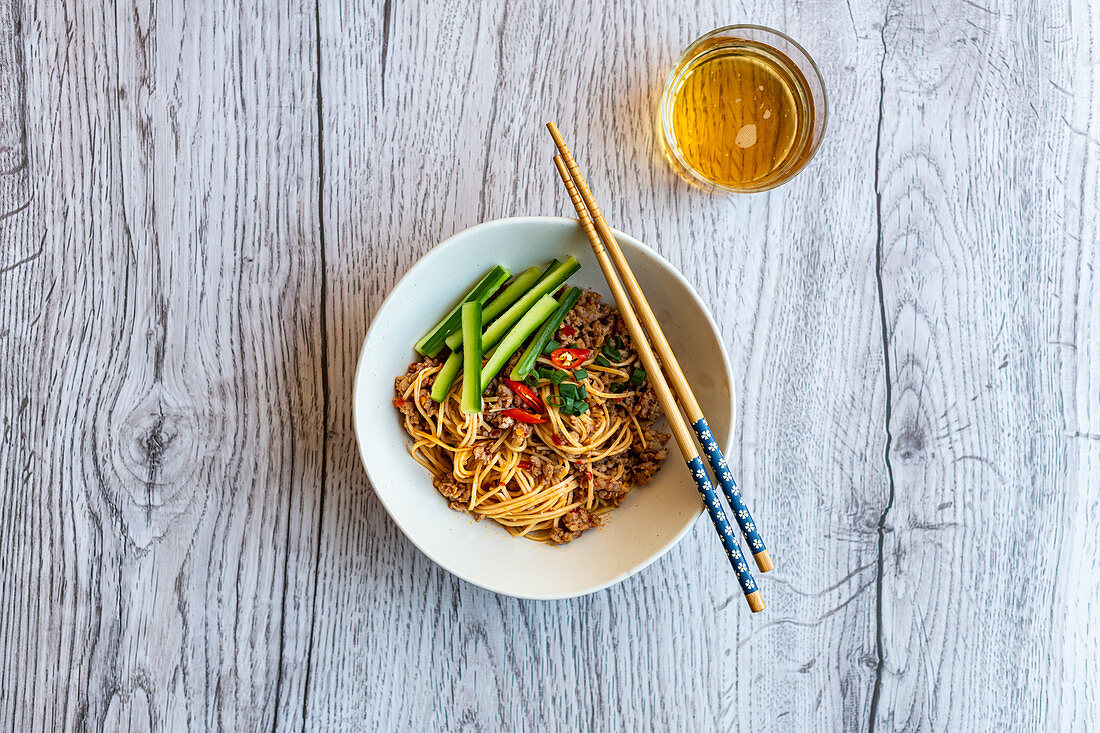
<box><xmin>546</xmin><ymin>122</ymin><xmax>773</xmax><ymax>613</ymax></box>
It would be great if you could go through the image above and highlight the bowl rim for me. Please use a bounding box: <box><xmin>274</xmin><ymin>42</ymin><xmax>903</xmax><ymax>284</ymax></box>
<box><xmin>353</xmin><ymin>215</ymin><xmax>736</xmax><ymax>600</ymax></box>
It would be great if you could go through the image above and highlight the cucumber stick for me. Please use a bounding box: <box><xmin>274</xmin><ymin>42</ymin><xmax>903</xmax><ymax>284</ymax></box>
<box><xmin>481</xmin><ymin>294</ymin><xmax>558</xmax><ymax>390</ymax></box>
<box><xmin>443</xmin><ymin>266</ymin><xmax>542</xmax><ymax>352</ymax></box>
<box><xmin>480</xmin><ymin>256</ymin><xmax>579</xmax><ymax>353</ymax></box>
<box><xmin>430</xmin><ymin>258</ymin><xmax>578</xmax><ymax>401</ymax></box>
<box><xmin>460</xmin><ymin>303</ymin><xmax>483</xmax><ymax>414</ymax></box>
<box><xmin>509</xmin><ymin>286</ymin><xmax>581</xmax><ymax>380</ymax></box>
<box><xmin>482</xmin><ymin>266</ymin><xmax>543</xmax><ymax>324</ymax></box>
<box><xmin>429</xmin><ymin>351</ymin><xmax>462</xmax><ymax>402</ymax></box>
<box><xmin>415</xmin><ymin>265</ymin><xmax>510</xmax><ymax>357</ymax></box>
<box><xmin>444</xmin><ymin>260</ymin><xmax>559</xmax><ymax>352</ymax></box>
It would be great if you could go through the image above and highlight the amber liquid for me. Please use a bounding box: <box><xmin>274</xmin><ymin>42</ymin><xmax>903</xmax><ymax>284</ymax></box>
<box><xmin>665</xmin><ymin>40</ymin><xmax>815</xmax><ymax>190</ymax></box>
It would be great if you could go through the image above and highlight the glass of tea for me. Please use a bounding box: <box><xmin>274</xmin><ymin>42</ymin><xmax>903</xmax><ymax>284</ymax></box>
<box><xmin>658</xmin><ymin>25</ymin><xmax>827</xmax><ymax>193</ymax></box>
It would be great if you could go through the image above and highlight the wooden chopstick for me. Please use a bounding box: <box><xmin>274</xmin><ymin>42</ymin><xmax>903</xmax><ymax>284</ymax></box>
<box><xmin>547</xmin><ymin>121</ymin><xmax>774</xmax><ymax>574</ymax></box>
<box><xmin>550</xmin><ymin>153</ymin><xmax>765</xmax><ymax>613</ymax></box>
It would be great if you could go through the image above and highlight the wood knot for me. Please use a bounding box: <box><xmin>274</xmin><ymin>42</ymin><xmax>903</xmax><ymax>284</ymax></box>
<box><xmin>140</xmin><ymin>415</ymin><xmax>176</xmax><ymax>476</ymax></box>
<box><xmin>892</xmin><ymin>428</ymin><xmax>926</xmax><ymax>463</ymax></box>
<box><xmin>889</xmin><ymin>386</ymin><xmax>932</xmax><ymax>466</ymax></box>
<box><xmin>121</xmin><ymin>408</ymin><xmax>192</xmax><ymax>493</ymax></box>
<box><xmin>97</xmin><ymin>391</ymin><xmax>209</xmax><ymax>549</ymax></box>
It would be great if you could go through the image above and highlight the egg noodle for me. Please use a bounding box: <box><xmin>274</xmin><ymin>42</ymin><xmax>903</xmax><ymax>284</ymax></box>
<box><xmin>395</xmin><ymin>357</ymin><xmax>654</xmax><ymax>543</ymax></box>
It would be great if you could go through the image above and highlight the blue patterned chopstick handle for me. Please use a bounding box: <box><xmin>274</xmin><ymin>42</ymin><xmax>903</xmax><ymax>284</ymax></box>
<box><xmin>692</xmin><ymin>418</ymin><xmax>766</xmax><ymax>556</ymax></box>
<box><xmin>686</xmin><ymin>456</ymin><xmax>757</xmax><ymax>597</ymax></box>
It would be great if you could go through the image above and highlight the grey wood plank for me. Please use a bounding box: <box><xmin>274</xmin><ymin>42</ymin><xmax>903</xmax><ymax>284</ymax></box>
<box><xmin>869</xmin><ymin>0</ymin><xmax>1100</xmax><ymax>729</ymax></box>
<box><xmin>309</xmin><ymin>1</ymin><xmax>889</xmax><ymax>730</ymax></box>
<box><xmin>0</xmin><ymin>2</ymin><xmax>323</xmax><ymax>730</ymax></box>
<box><xmin>1049</xmin><ymin>6</ymin><xmax>1100</xmax><ymax>729</ymax></box>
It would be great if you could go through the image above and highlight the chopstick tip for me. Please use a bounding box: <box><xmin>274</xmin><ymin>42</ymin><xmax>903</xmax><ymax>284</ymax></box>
<box><xmin>746</xmin><ymin>590</ymin><xmax>766</xmax><ymax>613</ymax></box>
<box><xmin>753</xmin><ymin>549</ymin><xmax>774</xmax><ymax>573</ymax></box>
<box><xmin>545</xmin><ymin>120</ymin><xmax>565</xmax><ymax>148</ymax></box>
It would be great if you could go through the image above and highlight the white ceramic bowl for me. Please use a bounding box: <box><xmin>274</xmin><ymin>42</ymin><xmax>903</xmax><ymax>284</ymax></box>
<box><xmin>354</xmin><ymin>217</ymin><xmax>734</xmax><ymax>599</ymax></box>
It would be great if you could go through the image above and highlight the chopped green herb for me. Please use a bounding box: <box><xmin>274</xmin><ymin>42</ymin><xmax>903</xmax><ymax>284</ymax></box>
<box><xmin>572</xmin><ymin>368</ymin><xmax>588</xmax><ymax>381</ymax></box>
<box><xmin>577</xmin><ymin>384</ymin><xmax>587</xmax><ymax>400</ymax></box>
<box><xmin>549</xmin><ymin>370</ymin><xmax>567</xmax><ymax>386</ymax></box>
<box><xmin>602</xmin><ymin>344</ymin><xmax>622</xmax><ymax>361</ymax></box>
<box><xmin>560</xmin><ymin>383</ymin><xmax>577</xmax><ymax>399</ymax></box>
<box><xmin>630</xmin><ymin>368</ymin><xmax>646</xmax><ymax>386</ymax></box>
<box><xmin>525</xmin><ymin>373</ymin><xmax>539</xmax><ymax>388</ymax></box>
<box><xmin>595</xmin><ymin>355</ymin><xmax>610</xmax><ymax>367</ymax></box>
<box><xmin>608</xmin><ymin>382</ymin><xmax>625</xmax><ymax>394</ymax></box>
<box><xmin>561</xmin><ymin>397</ymin><xmax>574</xmax><ymax>414</ymax></box>
<box><xmin>575</xmin><ymin>401</ymin><xmax>589</xmax><ymax>415</ymax></box>
<box><xmin>542</xmin><ymin>339</ymin><xmax>561</xmax><ymax>355</ymax></box>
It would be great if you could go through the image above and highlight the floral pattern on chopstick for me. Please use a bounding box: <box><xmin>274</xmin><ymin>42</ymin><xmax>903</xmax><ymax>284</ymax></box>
<box><xmin>692</xmin><ymin>418</ymin><xmax>766</xmax><ymax>554</ymax></box>
<box><xmin>686</xmin><ymin>456</ymin><xmax>756</xmax><ymax>595</ymax></box>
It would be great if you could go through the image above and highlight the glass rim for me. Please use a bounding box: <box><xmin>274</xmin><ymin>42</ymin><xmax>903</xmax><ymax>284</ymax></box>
<box><xmin>658</xmin><ymin>24</ymin><xmax>828</xmax><ymax>194</ymax></box>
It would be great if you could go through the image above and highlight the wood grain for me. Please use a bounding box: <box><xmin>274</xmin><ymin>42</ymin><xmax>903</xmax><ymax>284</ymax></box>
<box><xmin>0</xmin><ymin>0</ymin><xmax>1096</xmax><ymax>731</ymax></box>
<box><xmin>0</xmin><ymin>2</ymin><xmax>323</xmax><ymax>729</ymax></box>
<box><xmin>869</xmin><ymin>1</ymin><xmax>1100</xmax><ymax>728</ymax></box>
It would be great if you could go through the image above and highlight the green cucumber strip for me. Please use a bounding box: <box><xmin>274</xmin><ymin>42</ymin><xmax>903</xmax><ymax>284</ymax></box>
<box><xmin>460</xmin><ymin>303</ymin><xmax>483</xmax><ymax>414</ymax></box>
<box><xmin>444</xmin><ymin>266</ymin><xmax>542</xmax><ymax>351</ymax></box>
<box><xmin>430</xmin><ymin>351</ymin><xmax>462</xmax><ymax>402</ymax></box>
<box><xmin>415</xmin><ymin>265</ymin><xmax>509</xmax><ymax>357</ymax></box>
<box><xmin>529</xmin><ymin>259</ymin><xmax>559</xmax><ymax>288</ymax></box>
<box><xmin>483</xmin><ymin>266</ymin><xmax>543</xmax><ymax>323</ymax></box>
<box><xmin>509</xmin><ymin>286</ymin><xmax>581</xmax><ymax>380</ymax></box>
<box><xmin>480</xmin><ymin>294</ymin><xmax>558</xmax><ymax>391</ymax></box>
<box><xmin>480</xmin><ymin>257</ymin><xmax>580</xmax><ymax>353</ymax></box>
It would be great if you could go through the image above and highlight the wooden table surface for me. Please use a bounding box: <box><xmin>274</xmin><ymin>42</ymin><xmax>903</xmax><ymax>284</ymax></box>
<box><xmin>2</xmin><ymin>0</ymin><xmax>1098</xmax><ymax>730</ymax></box>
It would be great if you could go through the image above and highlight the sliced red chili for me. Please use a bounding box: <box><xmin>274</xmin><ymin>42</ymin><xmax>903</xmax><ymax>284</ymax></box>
<box><xmin>393</xmin><ymin>398</ymin><xmax>407</xmax><ymax>408</ymax></box>
<box><xmin>559</xmin><ymin>324</ymin><xmax>576</xmax><ymax>339</ymax></box>
<box><xmin>502</xmin><ymin>378</ymin><xmax>543</xmax><ymax>412</ymax></box>
<box><xmin>551</xmin><ymin>434</ymin><xmax>563</xmax><ymax>446</ymax></box>
<box><xmin>550</xmin><ymin>347</ymin><xmax>590</xmax><ymax>370</ymax></box>
<box><xmin>499</xmin><ymin>408</ymin><xmax>548</xmax><ymax>424</ymax></box>
<box><xmin>518</xmin><ymin>460</ymin><xmax>533</xmax><ymax>470</ymax></box>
